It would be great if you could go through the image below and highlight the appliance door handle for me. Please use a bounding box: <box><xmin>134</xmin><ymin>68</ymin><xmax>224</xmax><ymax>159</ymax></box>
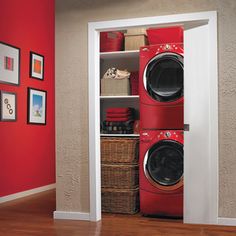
<box><xmin>184</xmin><ymin>124</ymin><xmax>190</xmax><ymax>131</ymax></box>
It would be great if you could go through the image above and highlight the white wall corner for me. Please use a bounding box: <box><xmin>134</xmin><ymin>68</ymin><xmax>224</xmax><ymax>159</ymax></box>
<box><xmin>53</xmin><ymin>211</ymin><xmax>90</xmax><ymax>221</ymax></box>
<box><xmin>0</xmin><ymin>183</ymin><xmax>56</xmax><ymax>204</ymax></box>
<box><xmin>218</xmin><ymin>217</ymin><xmax>236</xmax><ymax>226</ymax></box>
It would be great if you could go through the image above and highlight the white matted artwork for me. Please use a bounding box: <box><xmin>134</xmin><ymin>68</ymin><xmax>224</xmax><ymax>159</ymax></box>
<box><xmin>30</xmin><ymin>51</ymin><xmax>44</xmax><ymax>80</ymax></box>
<box><xmin>0</xmin><ymin>42</ymin><xmax>20</xmax><ymax>85</ymax></box>
<box><xmin>27</xmin><ymin>88</ymin><xmax>47</xmax><ymax>125</ymax></box>
<box><xmin>0</xmin><ymin>91</ymin><xmax>17</xmax><ymax>121</ymax></box>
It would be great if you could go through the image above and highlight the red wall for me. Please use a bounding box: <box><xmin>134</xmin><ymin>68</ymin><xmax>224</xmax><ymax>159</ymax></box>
<box><xmin>0</xmin><ymin>0</ymin><xmax>55</xmax><ymax>197</ymax></box>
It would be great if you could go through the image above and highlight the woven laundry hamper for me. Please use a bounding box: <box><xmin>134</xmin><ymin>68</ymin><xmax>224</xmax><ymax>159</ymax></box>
<box><xmin>102</xmin><ymin>188</ymin><xmax>139</xmax><ymax>214</ymax></box>
<box><xmin>101</xmin><ymin>137</ymin><xmax>139</xmax><ymax>164</ymax></box>
<box><xmin>101</xmin><ymin>76</ymin><xmax>130</xmax><ymax>96</ymax></box>
<box><xmin>101</xmin><ymin>164</ymin><xmax>139</xmax><ymax>189</ymax></box>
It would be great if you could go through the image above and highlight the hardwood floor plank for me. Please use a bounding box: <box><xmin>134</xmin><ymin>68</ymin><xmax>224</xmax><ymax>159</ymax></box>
<box><xmin>0</xmin><ymin>190</ymin><xmax>236</xmax><ymax>236</ymax></box>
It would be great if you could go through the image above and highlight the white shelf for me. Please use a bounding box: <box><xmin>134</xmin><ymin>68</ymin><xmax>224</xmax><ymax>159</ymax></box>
<box><xmin>100</xmin><ymin>133</ymin><xmax>140</xmax><ymax>137</ymax></box>
<box><xmin>100</xmin><ymin>95</ymin><xmax>139</xmax><ymax>99</ymax></box>
<box><xmin>100</xmin><ymin>50</ymin><xmax>139</xmax><ymax>60</ymax></box>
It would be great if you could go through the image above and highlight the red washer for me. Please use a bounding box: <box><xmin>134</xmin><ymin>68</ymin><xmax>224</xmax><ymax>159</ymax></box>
<box><xmin>139</xmin><ymin>43</ymin><xmax>184</xmax><ymax>130</ymax></box>
<box><xmin>139</xmin><ymin>130</ymin><xmax>183</xmax><ymax>217</ymax></box>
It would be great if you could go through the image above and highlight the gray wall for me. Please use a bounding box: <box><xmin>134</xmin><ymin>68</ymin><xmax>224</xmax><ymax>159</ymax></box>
<box><xmin>56</xmin><ymin>0</ymin><xmax>236</xmax><ymax>217</ymax></box>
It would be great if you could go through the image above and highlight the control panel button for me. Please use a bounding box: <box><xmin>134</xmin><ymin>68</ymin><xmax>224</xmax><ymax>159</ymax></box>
<box><xmin>165</xmin><ymin>131</ymin><xmax>171</xmax><ymax>138</ymax></box>
<box><xmin>165</xmin><ymin>44</ymin><xmax>170</xmax><ymax>50</ymax></box>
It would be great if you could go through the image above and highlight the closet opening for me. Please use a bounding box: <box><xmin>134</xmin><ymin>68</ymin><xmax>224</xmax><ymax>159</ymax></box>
<box><xmin>99</xmin><ymin>26</ymin><xmax>184</xmax><ymax>220</ymax></box>
<box><xmin>88</xmin><ymin>12</ymin><xmax>218</xmax><ymax>224</ymax></box>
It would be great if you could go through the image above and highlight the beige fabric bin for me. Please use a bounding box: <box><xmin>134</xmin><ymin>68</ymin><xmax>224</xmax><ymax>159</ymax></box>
<box><xmin>101</xmin><ymin>77</ymin><xmax>130</xmax><ymax>96</ymax></box>
<box><xmin>124</xmin><ymin>34</ymin><xmax>148</xmax><ymax>51</ymax></box>
<box><xmin>126</xmin><ymin>28</ymin><xmax>146</xmax><ymax>35</ymax></box>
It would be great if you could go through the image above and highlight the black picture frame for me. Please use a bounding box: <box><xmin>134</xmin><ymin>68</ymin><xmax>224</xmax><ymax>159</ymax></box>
<box><xmin>27</xmin><ymin>87</ymin><xmax>47</xmax><ymax>125</ymax></box>
<box><xmin>0</xmin><ymin>41</ymin><xmax>20</xmax><ymax>86</ymax></box>
<box><xmin>29</xmin><ymin>51</ymin><xmax>44</xmax><ymax>81</ymax></box>
<box><xmin>0</xmin><ymin>91</ymin><xmax>17</xmax><ymax>121</ymax></box>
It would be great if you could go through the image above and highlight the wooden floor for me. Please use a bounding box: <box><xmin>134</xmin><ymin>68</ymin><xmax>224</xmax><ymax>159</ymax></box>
<box><xmin>0</xmin><ymin>190</ymin><xmax>236</xmax><ymax>236</ymax></box>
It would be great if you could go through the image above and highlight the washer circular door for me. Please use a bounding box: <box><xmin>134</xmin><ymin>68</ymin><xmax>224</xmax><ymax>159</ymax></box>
<box><xmin>144</xmin><ymin>52</ymin><xmax>184</xmax><ymax>102</ymax></box>
<box><xmin>144</xmin><ymin>140</ymin><xmax>183</xmax><ymax>190</ymax></box>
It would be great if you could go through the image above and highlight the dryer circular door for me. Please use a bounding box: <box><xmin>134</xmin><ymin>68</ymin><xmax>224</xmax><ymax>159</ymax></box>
<box><xmin>143</xmin><ymin>52</ymin><xmax>183</xmax><ymax>102</ymax></box>
<box><xmin>144</xmin><ymin>140</ymin><xmax>183</xmax><ymax>190</ymax></box>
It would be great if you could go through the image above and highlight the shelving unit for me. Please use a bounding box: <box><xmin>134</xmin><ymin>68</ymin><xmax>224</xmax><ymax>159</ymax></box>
<box><xmin>100</xmin><ymin>95</ymin><xmax>139</xmax><ymax>100</ymax></box>
<box><xmin>100</xmin><ymin>50</ymin><xmax>139</xmax><ymax>60</ymax></box>
<box><xmin>100</xmin><ymin>50</ymin><xmax>139</xmax><ymax>78</ymax></box>
<box><xmin>100</xmin><ymin>134</ymin><xmax>140</xmax><ymax>137</ymax></box>
<box><xmin>99</xmin><ymin>31</ymin><xmax>145</xmax><ymax>215</ymax></box>
<box><xmin>100</xmin><ymin>49</ymin><xmax>140</xmax><ymax>136</ymax></box>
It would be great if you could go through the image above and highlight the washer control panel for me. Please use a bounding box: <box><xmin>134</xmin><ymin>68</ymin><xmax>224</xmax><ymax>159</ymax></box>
<box><xmin>140</xmin><ymin>132</ymin><xmax>152</xmax><ymax>142</ymax></box>
<box><xmin>140</xmin><ymin>130</ymin><xmax>183</xmax><ymax>142</ymax></box>
<box><xmin>157</xmin><ymin>131</ymin><xmax>181</xmax><ymax>139</ymax></box>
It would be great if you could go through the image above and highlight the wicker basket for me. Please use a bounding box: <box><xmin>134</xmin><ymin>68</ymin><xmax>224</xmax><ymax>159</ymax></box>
<box><xmin>102</xmin><ymin>188</ymin><xmax>139</xmax><ymax>214</ymax></box>
<box><xmin>101</xmin><ymin>137</ymin><xmax>139</xmax><ymax>164</ymax></box>
<box><xmin>101</xmin><ymin>164</ymin><xmax>139</xmax><ymax>189</ymax></box>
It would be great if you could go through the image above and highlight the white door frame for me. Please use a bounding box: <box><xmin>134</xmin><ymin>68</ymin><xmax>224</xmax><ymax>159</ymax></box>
<box><xmin>88</xmin><ymin>11</ymin><xmax>218</xmax><ymax>223</ymax></box>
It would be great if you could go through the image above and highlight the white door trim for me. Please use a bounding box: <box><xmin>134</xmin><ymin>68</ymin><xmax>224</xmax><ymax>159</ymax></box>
<box><xmin>88</xmin><ymin>11</ymin><xmax>218</xmax><ymax>223</ymax></box>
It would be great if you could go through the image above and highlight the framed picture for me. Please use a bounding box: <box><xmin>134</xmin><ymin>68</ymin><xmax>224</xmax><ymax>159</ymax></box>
<box><xmin>0</xmin><ymin>91</ymin><xmax>17</xmax><ymax>121</ymax></box>
<box><xmin>30</xmin><ymin>51</ymin><xmax>44</xmax><ymax>80</ymax></box>
<box><xmin>27</xmin><ymin>88</ymin><xmax>47</xmax><ymax>125</ymax></box>
<box><xmin>0</xmin><ymin>42</ymin><xmax>20</xmax><ymax>85</ymax></box>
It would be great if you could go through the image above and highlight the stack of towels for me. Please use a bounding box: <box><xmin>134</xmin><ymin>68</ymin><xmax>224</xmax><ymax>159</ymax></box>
<box><xmin>103</xmin><ymin>108</ymin><xmax>134</xmax><ymax>134</ymax></box>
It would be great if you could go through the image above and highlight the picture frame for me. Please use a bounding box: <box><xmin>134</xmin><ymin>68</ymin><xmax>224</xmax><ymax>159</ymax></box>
<box><xmin>0</xmin><ymin>41</ymin><xmax>20</xmax><ymax>85</ymax></box>
<box><xmin>0</xmin><ymin>91</ymin><xmax>17</xmax><ymax>121</ymax></box>
<box><xmin>27</xmin><ymin>88</ymin><xmax>47</xmax><ymax>125</ymax></box>
<box><xmin>30</xmin><ymin>51</ymin><xmax>44</xmax><ymax>80</ymax></box>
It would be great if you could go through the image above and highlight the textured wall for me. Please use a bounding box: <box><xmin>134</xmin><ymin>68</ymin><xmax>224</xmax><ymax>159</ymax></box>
<box><xmin>56</xmin><ymin>0</ymin><xmax>236</xmax><ymax>217</ymax></box>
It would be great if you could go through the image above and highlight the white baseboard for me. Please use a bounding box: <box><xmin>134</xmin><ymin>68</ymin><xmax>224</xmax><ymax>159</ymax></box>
<box><xmin>0</xmin><ymin>183</ymin><xmax>56</xmax><ymax>204</ymax></box>
<box><xmin>218</xmin><ymin>217</ymin><xmax>236</xmax><ymax>226</ymax></box>
<box><xmin>54</xmin><ymin>211</ymin><xmax>90</xmax><ymax>221</ymax></box>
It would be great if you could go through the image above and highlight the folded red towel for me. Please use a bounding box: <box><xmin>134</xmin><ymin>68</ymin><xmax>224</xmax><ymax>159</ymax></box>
<box><xmin>107</xmin><ymin>116</ymin><xmax>131</xmax><ymax>120</ymax></box>
<box><xmin>106</xmin><ymin>117</ymin><xmax>133</xmax><ymax>122</ymax></box>
<box><xmin>106</xmin><ymin>107</ymin><xmax>131</xmax><ymax>114</ymax></box>
<box><xmin>106</xmin><ymin>112</ymin><xmax>132</xmax><ymax>118</ymax></box>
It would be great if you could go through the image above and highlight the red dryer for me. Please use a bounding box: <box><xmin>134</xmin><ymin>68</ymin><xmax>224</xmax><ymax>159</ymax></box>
<box><xmin>139</xmin><ymin>130</ymin><xmax>183</xmax><ymax>217</ymax></box>
<box><xmin>139</xmin><ymin>36</ymin><xmax>184</xmax><ymax>130</ymax></box>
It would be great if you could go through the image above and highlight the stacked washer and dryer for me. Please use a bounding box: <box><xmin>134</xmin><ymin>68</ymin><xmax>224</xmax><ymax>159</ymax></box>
<box><xmin>139</xmin><ymin>27</ymin><xmax>184</xmax><ymax>217</ymax></box>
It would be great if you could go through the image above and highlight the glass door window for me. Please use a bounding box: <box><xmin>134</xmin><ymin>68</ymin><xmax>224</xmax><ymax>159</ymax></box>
<box><xmin>145</xmin><ymin>140</ymin><xmax>183</xmax><ymax>186</ymax></box>
<box><xmin>145</xmin><ymin>53</ymin><xmax>183</xmax><ymax>102</ymax></box>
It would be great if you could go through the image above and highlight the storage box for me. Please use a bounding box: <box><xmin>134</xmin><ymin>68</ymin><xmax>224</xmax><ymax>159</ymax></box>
<box><xmin>126</xmin><ymin>28</ymin><xmax>146</xmax><ymax>35</ymax></box>
<box><xmin>101</xmin><ymin>76</ymin><xmax>130</xmax><ymax>96</ymax></box>
<box><xmin>100</xmin><ymin>31</ymin><xmax>124</xmax><ymax>52</ymax></box>
<box><xmin>101</xmin><ymin>137</ymin><xmax>139</xmax><ymax>164</ymax></box>
<box><xmin>130</xmin><ymin>71</ymin><xmax>139</xmax><ymax>95</ymax></box>
<box><xmin>102</xmin><ymin>188</ymin><xmax>139</xmax><ymax>214</ymax></box>
<box><xmin>146</xmin><ymin>26</ymin><xmax>183</xmax><ymax>45</ymax></box>
<box><xmin>124</xmin><ymin>34</ymin><xmax>148</xmax><ymax>51</ymax></box>
<box><xmin>101</xmin><ymin>164</ymin><xmax>139</xmax><ymax>189</ymax></box>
